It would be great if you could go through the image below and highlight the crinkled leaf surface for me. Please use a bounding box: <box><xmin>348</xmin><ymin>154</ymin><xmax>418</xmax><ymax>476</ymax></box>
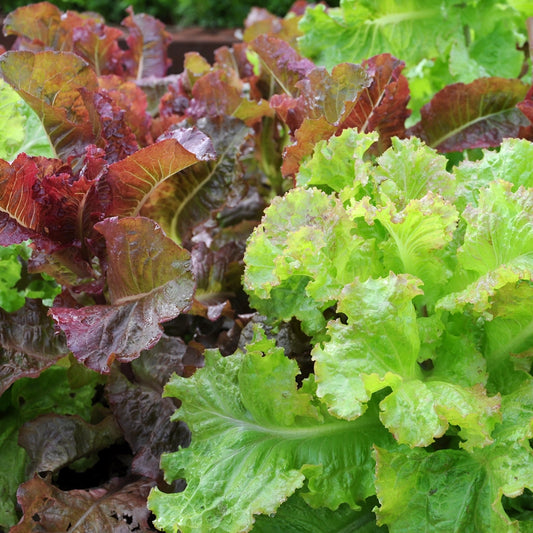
<box><xmin>312</xmin><ymin>274</ymin><xmax>423</xmax><ymax>420</ymax></box>
<box><xmin>12</xmin><ymin>476</ymin><xmax>154</xmax><ymax>533</ymax></box>
<box><xmin>374</xmin><ymin>443</ymin><xmax>533</xmax><ymax>532</ymax></box>
<box><xmin>437</xmin><ymin>180</ymin><xmax>533</xmax><ymax>317</ymax></box>
<box><xmin>483</xmin><ymin>282</ymin><xmax>533</xmax><ymax>391</ymax></box>
<box><xmin>149</xmin><ymin>331</ymin><xmax>394</xmax><ymax>533</ymax></box>
<box><xmin>298</xmin><ymin>0</ymin><xmax>455</xmax><ymax>70</ymax></box>
<box><xmin>244</xmin><ymin>187</ymin><xmax>380</xmax><ymax>335</ymax></box>
<box><xmin>296</xmin><ymin>129</ymin><xmax>377</xmax><ymax>192</ymax></box>
<box><xmin>0</xmin><ymin>300</ymin><xmax>68</xmax><ymax>395</ymax></box>
<box><xmin>376</xmin><ymin>381</ymin><xmax>533</xmax><ymax>531</ymax></box>
<box><xmin>18</xmin><ymin>414</ymin><xmax>121</xmax><ymax>477</ymax></box>
<box><xmin>372</xmin><ymin>136</ymin><xmax>455</xmax><ymax>205</ymax></box>
<box><xmin>408</xmin><ymin>78</ymin><xmax>530</xmax><ymax>152</ymax></box>
<box><xmin>50</xmin><ymin>217</ymin><xmax>195</xmax><ymax>373</ymax></box>
<box><xmin>454</xmin><ymin>138</ymin><xmax>533</xmax><ymax>208</ymax></box>
<box><xmin>352</xmin><ymin>193</ymin><xmax>459</xmax><ymax>306</ymax></box>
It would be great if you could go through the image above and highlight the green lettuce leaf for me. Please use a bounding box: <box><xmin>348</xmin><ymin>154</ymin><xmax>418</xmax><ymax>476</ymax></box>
<box><xmin>312</xmin><ymin>274</ymin><xmax>423</xmax><ymax>420</ymax></box>
<box><xmin>312</xmin><ymin>274</ymin><xmax>500</xmax><ymax>447</ymax></box>
<box><xmin>149</xmin><ymin>329</ymin><xmax>395</xmax><ymax>533</ymax></box>
<box><xmin>243</xmin><ymin>187</ymin><xmax>380</xmax><ymax>335</ymax></box>
<box><xmin>375</xmin><ymin>380</ymin><xmax>533</xmax><ymax>531</ymax></box>
<box><xmin>351</xmin><ymin>193</ymin><xmax>458</xmax><ymax>307</ymax></box>
<box><xmin>437</xmin><ymin>180</ymin><xmax>533</xmax><ymax>316</ymax></box>
<box><xmin>454</xmin><ymin>138</ymin><xmax>533</xmax><ymax>209</ymax></box>
<box><xmin>253</xmin><ymin>492</ymin><xmax>385</xmax><ymax>533</ymax></box>
<box><xmin>0</xmin><ymin>78</ymin><xmax>53</xmax><ymax>161</ymax></box>
<box><xmin>375</xmin><ymin>443</ymin><xmax>533</xmax><ymax>532</ymax></box>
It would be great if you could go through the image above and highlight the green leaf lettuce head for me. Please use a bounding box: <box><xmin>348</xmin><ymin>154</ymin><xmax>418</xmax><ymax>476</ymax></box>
<box><xmin>237</xmin><ymin>130</ymin><xmax>533</xmax><ymax>530</ymax></box>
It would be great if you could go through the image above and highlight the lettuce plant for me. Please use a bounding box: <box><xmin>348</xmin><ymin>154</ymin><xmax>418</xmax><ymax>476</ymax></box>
<box><xmin>151</xmin><ymin>131</ymin><xmax>533</xmax><ymax>531</ymax></box>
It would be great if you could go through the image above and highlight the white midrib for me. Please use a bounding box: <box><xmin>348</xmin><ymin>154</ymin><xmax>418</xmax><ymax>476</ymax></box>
<box><xmin>200</xmin><ymin>408</ymin><xmax>360</xmax><ymax>441</ymax></box>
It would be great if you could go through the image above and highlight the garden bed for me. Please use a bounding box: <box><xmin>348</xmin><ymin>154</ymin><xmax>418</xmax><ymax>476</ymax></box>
<box><xmin>1</xmin><ymin>1</ymin><xmax>533</xmax><ymax>532</ymax></box>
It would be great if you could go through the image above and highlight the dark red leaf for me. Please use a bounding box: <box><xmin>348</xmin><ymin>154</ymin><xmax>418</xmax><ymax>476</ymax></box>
<box><xmin>122</xmin><ymin>9</ymin><xmax>171</xmax><ymax>79</ymax></box>
<box><xmin>4</xmin><ymin>2</ymin><xmax>128</xmax><ymax>76</ymax></box>
<box><xmin>250</xmin><ymin>35</ymin><xmax>315</xmax><ymax>97</ymax></box>
<box><xmin>99</xmin><ymin>75</ymin><xmax>152</xmax><ymax>145</ymax></box>
<box><xmin>3</xmin><ymin>2</ymin><xmax>64</xmax><ymax>50</ymax></box>
<box><xmin>18</xmin><ymin>414</ymin><xmax>122</xmax><ymax>476</ymax></box>
<box><xmin>188</xmin><ymin>70</ymin><xmax>242</xmax><ymax>119</ymax></box>
<box><xmin>50</xmin><ymin>217</ymin><xmax>195</xmax><ymax>373</ymax></box>
<box><xmin>408</xmin><ymin>77</ymin><xmax>530</xmax><ymax>152</ymax></box>
<box><xmin>107</xmin><ymin>336</ymin><xmax>202</xmax><ymax>481</ymax></box>
<box><xmin>0</xmin><ymin>300</ymin><xmax>68</xmax><ymax>395</ymax></box>
<box><xmin>341</xmin><ymin>54</ymin><xmax>410</xmax><ymax>147</ymax></box>
<box><xmin>0</xmin><ymin>212</ymin><xmax>42</xmax><ymax>246</ymax></box>
<box><xmin>82</xmin><ymin>89</ymin><xmax>139</xmax><ymax>164</ymax></box>
<box><xmin>0</xmin><ymin>153</ymin><xmax>104</xmax><ymax>248</ymax></box>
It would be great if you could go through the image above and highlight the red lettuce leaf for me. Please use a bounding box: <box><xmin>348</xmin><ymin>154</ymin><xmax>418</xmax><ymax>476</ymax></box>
<box><xmin>11</xmin><ymin>476</ymin><xmax>154</xmax><ymax>533</ymax></box>
<box><xmin>340</xmin><ymin>54</ymin><xmax>411</xmax><ymax>149</ymax></box>
<box><xmin>408</xmin><ymin>77</ymin><xmax>530</xmax><ymax>152</ymax></box>
<box><xmin>273</xmin><ymin>54</ymin><xmax>411</xmax><ymax>176</ymax></box>
<box><xmin>104</xmin><ymin>128</ymin><xmax>215</xmax><ymax>218</ymax></box>
<box><xmin>0</xmin><ymin>151</ymin><xmax>108</xmax><ymax>275</ymax></box>
<box><xmin>4</xmin><ymin>2</ymin><xmax>127</xmax><ymax>77</ymax></box>
<box><xmin>188</xmin><ymin>70</ymin><xmax>243</xmax><ymax>120</ymax></box>
<box><xmin>122</xmin><ymin>9</ymin><xmax>171</xmax><ymax>80</ymax></box>
<box><xmin>0</xmin><ymin>50</ymin><xmax>100</xmax><ymax>161</ymax></box>
<box><xmin>191</xmin><ymin>240</ymin><xmax>247</xmax><ymax>320</ymax></box>
<box><xmin>107</xmin><ymin>335</ymin><xmax>203</xmax><ymax>482</ymax></box>
<box><xmin>243</xmin><ymin>6</ymin><xmax>304</xmax><ymax>46</ymax></box>
<box><xmin>3</xmin><ymin>2</ymin><xmax>66</xmax><ymax>50</ymax></box>
<box><xmin>98</xmin><ymin>75</ymin><xmax>152</xmax><ymax>145</ymax></box>
<box><xmin>140</xmin><ymin>118</ymin><xmax>253</xmax><ymax>243</ymax></box>
<box><xmin>49</xmin><ymin>217</ymin><xmax>195</xmax><ymax>373</ymax></box>
<box><xmin>69</xmin><ymin>16</ymin><xmax>126</xmax><ymax>77</ymax></box>
<box><xmin>82</xmin><ymin>89</ymin><xmax>140</xmax><ymax>164</ymax></box>
<box><xmin>18</xmin><ymin>414</ymin><xmax>122</xmax><ymax>476</ymax></box>
<box><xmin>0</xmin><ymin>212</ymin><xmax>43</xmax><ymax>246</ymax></box>
<box><xmin>517</xmin><ymin>85</ymin><xmax>533</xmax><ymax>139</ymax></box>
<box><xmin>0</xmin><ymin>300</ymin><xmax>68</xmax><ymax>395</ymax></box>
<box><xmin>251</xmin><ymin>35</ymin><xmax>315</xmax><ymax>97</ymax></box>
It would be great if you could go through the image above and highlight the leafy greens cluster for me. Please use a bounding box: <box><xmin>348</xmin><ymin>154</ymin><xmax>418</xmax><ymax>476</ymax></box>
<box><xmin>0</xmin><ymin>0</ymin><xmax>532</xmax><ymax>531</ymax></box>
